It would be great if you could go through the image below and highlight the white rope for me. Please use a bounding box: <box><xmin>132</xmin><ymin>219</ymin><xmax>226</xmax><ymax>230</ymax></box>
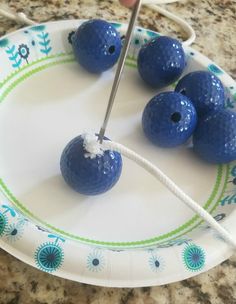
<box><xmin>102</xmin><ymin>140</ymin><xmax>236</xmax><ymax>249</ymax></box>
<box><xmin>16</xmin><ymin>12</ymin><xmax>36</xmax><ymax>25</ymax></box>
<box><xmin>0</xmin><ymin>1</ymin><xmax>195</xmax><ymax>46</ymax></box>
<box><xmin>0</xmin><ymin>4</ymin><xmax>36</xmax><ymax>25</ymax></box>
<box><xmin>144</xmin><ymin>3</ymin><xmax>196</xmax><ymax>46</ymax></box>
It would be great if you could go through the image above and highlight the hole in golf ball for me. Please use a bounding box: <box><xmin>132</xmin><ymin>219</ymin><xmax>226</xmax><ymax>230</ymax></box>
<box><xmin>171</xmin><ymin>112</ymin><xmax>181</xmax><ymax>123</ymax></box>
<box><xmin>108</xmin><ymin>45</ymin><xmax>115</xmax><ymax>54</ymax></box>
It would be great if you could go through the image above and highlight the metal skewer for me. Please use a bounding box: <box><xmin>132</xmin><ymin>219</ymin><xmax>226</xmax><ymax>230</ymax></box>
<box><xmin>98</xmin><ymin>0</ymin><xmax>142</xmax><ymax>143</ymax></box>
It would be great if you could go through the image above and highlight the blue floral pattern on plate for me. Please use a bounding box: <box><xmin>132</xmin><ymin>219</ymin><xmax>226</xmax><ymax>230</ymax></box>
<box><xmin>86</xmin><ymin>249</ymin><xmax>105</xmax><ymax>272</ymax></box>
<box><xmin>183</xmin><ymin>244</ymin><xmax>205</xmax><ymax>271</ymax></box>
<box><xmin>35</xmin><ymin>234</ymin><xmax>65</xmax><ymax>273</ymax></box>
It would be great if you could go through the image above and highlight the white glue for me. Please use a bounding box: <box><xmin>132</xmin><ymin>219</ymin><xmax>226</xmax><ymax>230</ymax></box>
<box><xmin>82</xmin><ymin>133</ymin><xmax>106</xmax><ymax>159</ymax></box>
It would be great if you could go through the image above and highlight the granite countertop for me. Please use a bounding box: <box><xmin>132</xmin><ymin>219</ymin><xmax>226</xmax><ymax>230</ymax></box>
<box><xmin>0</xmin><ymin>0</ymin><xmax>236</xmax><ymax>303</ymax></box>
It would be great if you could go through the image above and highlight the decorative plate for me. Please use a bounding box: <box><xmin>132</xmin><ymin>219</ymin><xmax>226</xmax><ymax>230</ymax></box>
<box><xmin>0</xmin><ymin>20</ymin><xmax>235</xmax><ymax>287</ymax></box>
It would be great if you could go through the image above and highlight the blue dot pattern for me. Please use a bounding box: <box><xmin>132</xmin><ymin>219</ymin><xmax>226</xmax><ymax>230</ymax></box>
<box><xmin>183</xmin><ymin>244</ymin><xmax>205</xmax><ymax>271</ymax></box>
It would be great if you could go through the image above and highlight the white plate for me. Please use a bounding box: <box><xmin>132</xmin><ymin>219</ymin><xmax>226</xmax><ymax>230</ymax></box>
<box><xmin>0</xmin><ymin>20</ymin><xmax>235</xmax><ymax>287</ymax></box>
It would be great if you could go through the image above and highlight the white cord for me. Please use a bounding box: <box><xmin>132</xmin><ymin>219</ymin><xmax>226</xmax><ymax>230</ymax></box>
<box><xmin>17</xmin><ymin>12</ymin><xmax>36</xmax><ymax>25</ymax></box>
<box><xmin>102</xmin><ymin>140</ymin><xmax>236</xmax><ymax>249</ymax></box>
<box><xmin>145</xmin><ymin>3</ymin><xmax>196</xmax><ymax>46</ymax></box>
<box><xmin>136</xmin><ymin>0</ymin><xmax>196</xmax><ymax>46</ymax></box>
<box><xmin>0</xmin><ymin>1</ymin><xmax>195</xmax><ymax>46</ymax></box>
<box><xmin>0</xmin><ymin>5</ymin><xmax>36</xmax><ymax>25</ymax></box>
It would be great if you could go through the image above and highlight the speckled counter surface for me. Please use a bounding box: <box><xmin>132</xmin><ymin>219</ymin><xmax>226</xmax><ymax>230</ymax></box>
<box><xmin>0</xmin><ymin>0</ymin><xmax>236</xmax><ymax>303</ymax></box>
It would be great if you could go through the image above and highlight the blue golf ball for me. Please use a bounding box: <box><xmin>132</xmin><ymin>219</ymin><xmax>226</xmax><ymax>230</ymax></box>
<box><xmin>137</xmin><ymin>36</ymin><xmax>186</xmax><ymax>88</ymax></box>
<box><xmin>175</xmin><ymin>70</ymin><xmax>225</xmax><ymax>116</ymax></box>
<box><xmin>193</xmin><ymin>109</ymin><xmax>236</xmax><ymax>164</ymax></box>
<box><xmin>60</xmin><ymin>135</ymin><xmax>122</xmax><ymax>195</ymax></box>
<box><xmin>142</xmin><ymin>92</ymin><xmax>197</xmax><ymax>147</ymax></box>
<box><xmin>72</xmin><ymin>19</ymin><xmax>122</xmax><ymax>73</ymax></box>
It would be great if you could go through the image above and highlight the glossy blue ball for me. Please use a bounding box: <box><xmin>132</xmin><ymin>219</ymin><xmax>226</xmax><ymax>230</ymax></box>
<box><xmin>137</xmin><ymin>36</ymin><xmax>186</xmax><ymax>88</ymax></box>
<box><xmin>72</xmin><ymin>19</ymin><xmax>122</xmax><ymax>73</ymax></box>
<box><xmin>175</xmin><ymin>70</ymin><xmax>225</xmax><ymax>116</ymax></box>
<box><xmin>142</xmin><ymin>92</ymin><xmax>197</xmax><ymax>147</ymax></box>
<box><xmin>193</xmin><ymin>110</ymin><xmax>236</xmax><ymax>164</ymax></box>
<box><xmin>60</xmin><ymin>135</ymin><xmax>122</xmax><ymax>195</ymax></box>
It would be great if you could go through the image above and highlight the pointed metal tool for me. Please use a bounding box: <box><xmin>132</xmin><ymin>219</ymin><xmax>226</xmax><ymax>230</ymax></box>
<box><xmin>98</xmin><ymin>0</ymin><xmax>142</xmax><ymax>143</ymax></box>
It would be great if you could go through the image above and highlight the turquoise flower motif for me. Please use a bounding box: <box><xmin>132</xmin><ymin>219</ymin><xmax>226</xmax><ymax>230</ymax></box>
<box><xmin>4</xmin><ymin>223</ymin><xmax>24</xmax><ymax>242</ymax></box>
<box><xmin>86</xmin><ymin>250</ymin><xmax>105</xmax><ymax>272</ymax></box>
<box><xmin>0</xmin><ymin>38</ymin><xmax>9</xmax><ymax>48</ymax></box>
<box><xmin>5</xmin><ymin>45</ymin><xmax>22</xmax><ymax>69</ymax></box>
<box><xmin>37</xmin><ymin>31</ymin><xmax>52</xmax><ymax>56</ymax></box>
<box><xmin>221</xmin><ymin>193</ymin><xmax>236</xmax><ymax>206</ymax></box>
<box><xmin>48</xmin><ymin>234</ymin><xmax>65</xmax><ymax>243</ymax></box>
<box><xmin>183</xmin><ymin>244</ymin><xmax>205</xmax><ymax>271</ymax></box>
<box><xmin>0</xmin><ymin>213</ymin><xmax>8</xmax><ymax>237</ymax></box>
<box><xmin>2</xmin><ymin>205</ymin><xmax>16</xmax><ymax>217</ymax></box>
<box><xmin>0</xmin><ymin>204</ymin><xmax>19</xmax><ymax>237</ymax></box>
<box><xmin>208</xmin><ymin>64</ymin><xmax>223</xmax><ymax>75</ymax></box>
<box><xmin>148</xmin><ymin>253</ymin><xmax>165</xmax><ymax>273</ymax></box>
<box><xmin>30</xmin><ymin>25</ymin><xmax>46</xmax><ymax>32</ymax></box>
<box><xmin>29</xmin><ymin>24</ymin><xmax>52</xmax><ymax>55</ymax></box>
<box><xmin>146</xmin><ymin>30</ymin><xmax>160</xmax><ymax>38</ymax></box>
<box><xmin>110</xmin><ymin>22</ymin><xmax>122</xmax><ymax>29</ymax></box>
<box><xmin>35</xmin><ymin>242</ymin><xmax>64</xmax><ymax>272</ymax></box>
